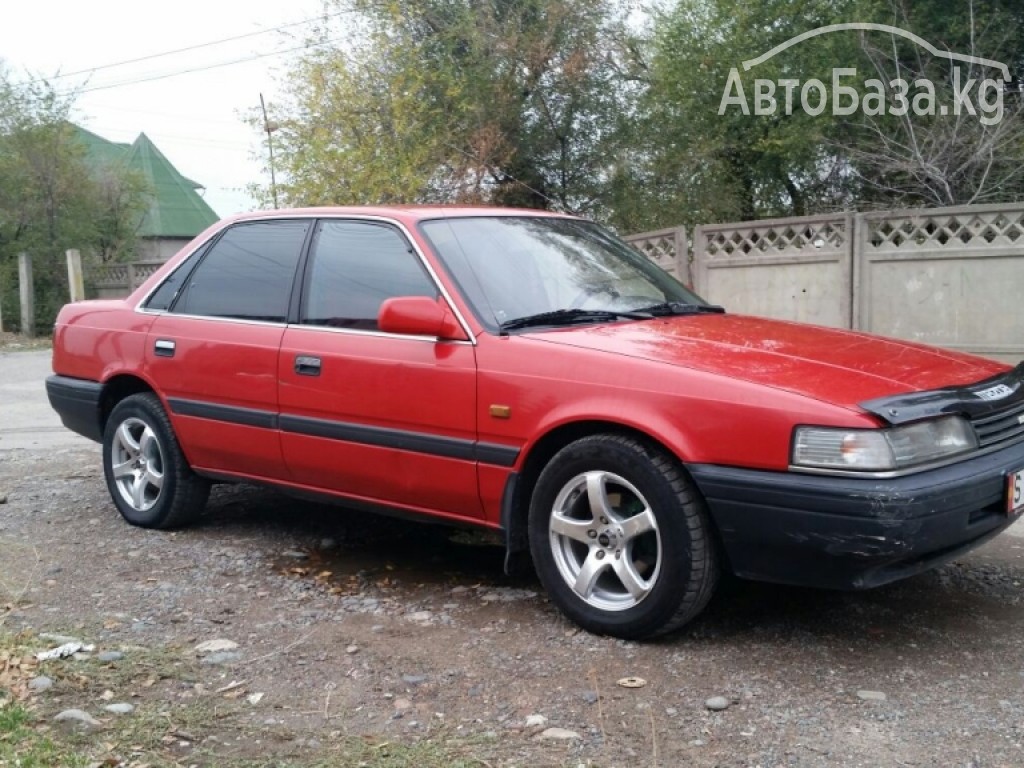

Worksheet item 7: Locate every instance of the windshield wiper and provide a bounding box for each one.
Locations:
[631,301,725,316]
[499,308,651,332]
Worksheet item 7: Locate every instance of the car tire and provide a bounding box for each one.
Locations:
[102,393,209,529]
[528,434,718,639]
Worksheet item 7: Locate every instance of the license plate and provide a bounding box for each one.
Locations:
[1009,469,1024,516]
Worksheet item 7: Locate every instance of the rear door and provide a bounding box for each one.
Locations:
[145,219,311,480]
[278,218,483,519]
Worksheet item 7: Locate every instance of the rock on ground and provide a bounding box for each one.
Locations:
[539,727,581,740]
[28,676,53,692]
[705,696,731,711]
[53,709,101,728]
[194,639,239,654]
[857,690,887,702]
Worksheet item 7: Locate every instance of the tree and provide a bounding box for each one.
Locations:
[835,0,1024,207]
[256,0,636,215]
[609,0,865,232]
[610,0,1023,232]
[0,64,147,331]
[259,0,1023,233]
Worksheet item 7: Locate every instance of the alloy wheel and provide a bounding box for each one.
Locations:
[548,470,662,612]
[110,417,165,512]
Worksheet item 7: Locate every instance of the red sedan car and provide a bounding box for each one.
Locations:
[47,207,1024,639]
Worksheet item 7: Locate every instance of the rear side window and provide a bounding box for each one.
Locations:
[144,243,210,311]
[173,221,309,322]
[302,220,438,330]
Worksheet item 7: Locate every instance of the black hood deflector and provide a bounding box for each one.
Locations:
[860,362,1024,425]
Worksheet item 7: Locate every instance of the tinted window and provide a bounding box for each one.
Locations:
[145,243,213,311]
[174,221,309,322]
[302,221,437,330]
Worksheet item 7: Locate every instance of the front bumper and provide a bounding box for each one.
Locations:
[46,375,103,442]
[689,439,1024,589]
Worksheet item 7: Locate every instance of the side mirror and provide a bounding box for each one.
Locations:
[378,296,469,341]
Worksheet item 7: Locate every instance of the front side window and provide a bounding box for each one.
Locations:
[421,217,711,332]
[301,220,438,330]
[173,220,310,322]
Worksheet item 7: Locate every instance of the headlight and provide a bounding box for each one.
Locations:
[792,417,978,472]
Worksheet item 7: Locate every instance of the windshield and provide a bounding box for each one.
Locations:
[420,216,712,332]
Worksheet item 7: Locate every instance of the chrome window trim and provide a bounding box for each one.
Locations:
[282,322,474,346]
[138,312,288,329]
[134,213,477,346]
[132,309,470,344]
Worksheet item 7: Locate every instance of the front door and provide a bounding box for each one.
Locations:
[277,219,482,520]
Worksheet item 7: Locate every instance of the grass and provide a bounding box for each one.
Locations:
[0,700,90,768]
[0,697,501,768]
[0,630,508,768]
[1,700,497,767]
[0,332,51,352]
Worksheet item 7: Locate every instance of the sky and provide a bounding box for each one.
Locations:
[1,0,330,217]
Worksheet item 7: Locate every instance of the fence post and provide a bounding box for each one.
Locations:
[66,249,85,303]
[691,225,706,296]
[843,212,855,330]
[674,227,690,286]
[128,263,137,292]
[18,252,34,338]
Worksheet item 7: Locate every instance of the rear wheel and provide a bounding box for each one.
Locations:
[102,393,209,529]
[528,434,718,639]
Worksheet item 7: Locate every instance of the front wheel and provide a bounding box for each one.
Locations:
[528,435,718,639]
[102,393,209,529]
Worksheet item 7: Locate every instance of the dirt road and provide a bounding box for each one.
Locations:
[2,348,1023,767]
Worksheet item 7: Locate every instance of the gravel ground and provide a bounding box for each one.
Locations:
[2,445,1023,767]
[2,350,1024,766]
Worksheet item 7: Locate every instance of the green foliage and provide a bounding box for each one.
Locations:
[0,700,30,731]
[0,700,89,768]
[0,64,148,333]
[610,0,863,230]
[259,0,1023,232]
[609,0,1024,230]
[257,0,635,215]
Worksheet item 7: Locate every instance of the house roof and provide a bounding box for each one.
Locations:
[123,133,219,238]
[72,125,219,238]
[72,125,131,168]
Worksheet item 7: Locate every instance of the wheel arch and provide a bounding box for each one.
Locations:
[502,417,709,566]
[99,373,157,433]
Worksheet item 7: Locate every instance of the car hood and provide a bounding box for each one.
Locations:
[526,314,1009,412]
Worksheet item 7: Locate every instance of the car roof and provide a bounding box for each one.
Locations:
[221,205,578,226]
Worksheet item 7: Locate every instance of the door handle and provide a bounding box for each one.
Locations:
[154,339,176,358]
[294,355,321,376]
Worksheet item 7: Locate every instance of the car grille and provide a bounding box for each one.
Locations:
[971,399,1024,448]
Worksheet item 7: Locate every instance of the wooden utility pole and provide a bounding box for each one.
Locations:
[260,93,280,209]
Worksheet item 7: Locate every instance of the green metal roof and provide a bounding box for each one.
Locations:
[73,125,219,238]
[124,133,219,238]
[72,125,131,168]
